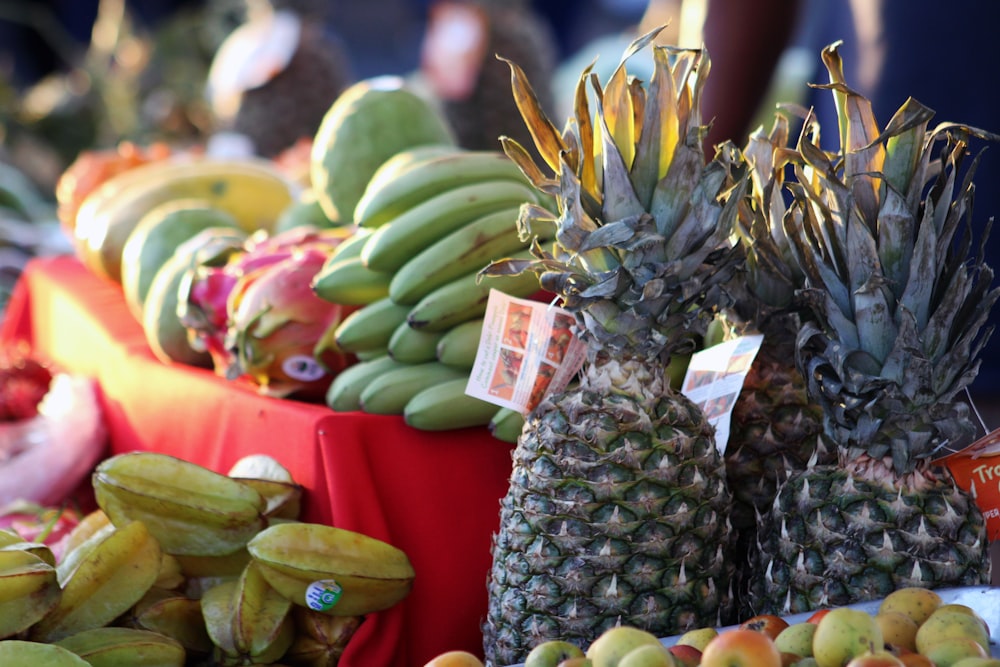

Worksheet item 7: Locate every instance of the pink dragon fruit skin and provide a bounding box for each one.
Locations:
[180,226,353,378]
[224,244,357,399]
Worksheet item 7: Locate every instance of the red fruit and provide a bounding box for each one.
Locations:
[740,614,791,641]
[0,346,53,422]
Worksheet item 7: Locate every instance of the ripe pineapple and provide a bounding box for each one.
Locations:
[748,43,999,614]
[721,113,829,613]
[481,29,746,664]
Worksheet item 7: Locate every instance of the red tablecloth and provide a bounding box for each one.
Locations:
[0,255,516,666]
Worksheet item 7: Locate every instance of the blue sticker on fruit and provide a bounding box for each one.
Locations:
[305,579,343,611]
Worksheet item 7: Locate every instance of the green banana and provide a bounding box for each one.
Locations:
[360,179,539,273]
[54,627,186,667]
[489,406,527,444]
[334,295,412,353]
[387,321,447,363]
[325,354,410,412]
[353,145,463,224]
[0,640,90,665]
[246,522,415,617]
[92,452,267,557]
[436,318,485,369]
[30,520,163,643]
[0,549,61,639]
[403,378,500,431]
[311,255,392,306]
[388,205,529,305]
[358,361,468,415]
[325,226,374,263]
[355,347,389,361]
[407,264,542,332]
[201,561,294,665]
[354,149,528,228]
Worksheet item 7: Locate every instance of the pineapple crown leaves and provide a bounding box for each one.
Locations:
[726,111,815,336]
[781,42,1000,466]
[483,26,748,359]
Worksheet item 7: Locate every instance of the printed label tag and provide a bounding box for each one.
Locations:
[681,334,764,455]
[936,428,1000,540]
[282,354,328,382]
[304,579,343,612]
[465,289,587,414]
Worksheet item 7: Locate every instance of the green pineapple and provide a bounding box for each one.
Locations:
[721,113,829,614]
[749,42,999,614]
[481,29,746,664]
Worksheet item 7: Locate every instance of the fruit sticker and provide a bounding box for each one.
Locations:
[681,334,764,454]
[466,289,586,413]
[305,579,343,612]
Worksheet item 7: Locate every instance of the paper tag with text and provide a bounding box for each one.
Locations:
[680,334,764,455]
[936,428,1000,541]
[465,290,587,414]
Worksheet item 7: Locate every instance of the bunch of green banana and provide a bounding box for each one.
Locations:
[0,452,415,665]
[314,146,553,435]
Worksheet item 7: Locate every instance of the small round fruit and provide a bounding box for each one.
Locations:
[674,627,718,652]
[934,605,990,634]
[422,650,486,667]
[896,653,935,667]
[618,644,677,667]
[950,658,1000,667]
[915,610,991,654]
[741,614,791,641]
[667,643,702,667]
[701,628,782,667]
[874,611,918,652]
[812,607,884,667]
[877,587,942,626]
[920,637,988,667]
[808,609,832,625]
[586,627,663,667]
[774,622,816,658]
[844,651,905,667]
[525,640,586,667]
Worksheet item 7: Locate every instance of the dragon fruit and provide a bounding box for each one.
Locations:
[224,244,356,398]
[179,226,351,378]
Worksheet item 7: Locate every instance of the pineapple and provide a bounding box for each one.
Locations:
[748,43,999,614]
[721,113,829,614]
[481,29,747,664]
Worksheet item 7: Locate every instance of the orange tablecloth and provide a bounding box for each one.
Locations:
[0,255,516,666]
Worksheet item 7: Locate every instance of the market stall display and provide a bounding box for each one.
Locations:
[1,1,999,664]
[0,253,517,666]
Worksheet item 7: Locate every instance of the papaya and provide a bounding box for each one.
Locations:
[121,198,240,321]
[73,157,297,283]
[309,76,456,225]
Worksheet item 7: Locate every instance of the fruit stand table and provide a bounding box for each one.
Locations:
[0,254,516,666]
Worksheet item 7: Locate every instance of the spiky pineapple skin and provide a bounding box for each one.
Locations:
[483,356,736,665]
[725,323,829,616]
[749,464,990,615]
